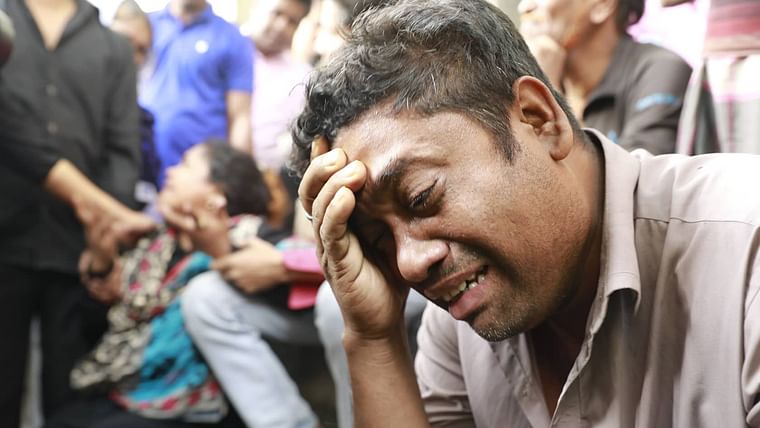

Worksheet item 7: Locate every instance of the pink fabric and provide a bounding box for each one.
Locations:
[628,0,710,67]
[252,49,312,170]
[282,246,323,310]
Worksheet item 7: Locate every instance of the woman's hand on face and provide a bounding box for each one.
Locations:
[298,137,409,342]
[178,194,231,259]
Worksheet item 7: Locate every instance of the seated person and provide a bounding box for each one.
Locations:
[180,168,325,428]
[519,0,691,154]
[45,142,270,428]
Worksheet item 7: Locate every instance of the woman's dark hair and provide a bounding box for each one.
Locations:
[202,141,271,217]
[617,0,645,31]
[290,0,583,176]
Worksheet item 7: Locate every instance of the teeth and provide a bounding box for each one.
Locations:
[426,269,487,303]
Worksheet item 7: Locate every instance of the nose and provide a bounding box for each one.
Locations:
[395,232,448,284]
[517,0,536,15]
[271,14,290,34]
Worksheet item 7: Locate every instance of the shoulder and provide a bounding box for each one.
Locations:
[634,151,760,226]
[208,14,246,40]
[627,40,692,80]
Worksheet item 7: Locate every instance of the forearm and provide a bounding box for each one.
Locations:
[225,90,253,155]
[228,113,252,155]
[345,327,430,428]
[45,159,128,217]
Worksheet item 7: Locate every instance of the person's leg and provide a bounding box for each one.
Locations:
[0,264,39,428]
[39,271,109,419]
[181,271,319,428]
[314,282,428,428]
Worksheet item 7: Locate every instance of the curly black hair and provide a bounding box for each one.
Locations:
[289,0,583,177]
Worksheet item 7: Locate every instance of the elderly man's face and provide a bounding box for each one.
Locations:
[334,106,594,341]
[251,0,309,57]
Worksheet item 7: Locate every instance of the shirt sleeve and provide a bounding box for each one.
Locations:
[743,241,760,426]
[98,34,141,208]
[222,28,253,94]
[617,48,692,155]
[415,302,476,427]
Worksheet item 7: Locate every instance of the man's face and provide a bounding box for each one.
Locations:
[110,18,151,68]
[334,106,594,341]
[173,0,207,14]
[252,0,309,56]
[518,0,595,49]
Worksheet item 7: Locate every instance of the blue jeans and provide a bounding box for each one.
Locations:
[181,272,319,428]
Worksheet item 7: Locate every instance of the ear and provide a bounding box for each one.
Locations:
[511,76,575,161]
[589,0,617,25]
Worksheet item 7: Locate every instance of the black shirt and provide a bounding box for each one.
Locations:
[0,0,140,273]
[583,35,692,155]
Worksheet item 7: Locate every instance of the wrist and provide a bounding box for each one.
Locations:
[87,258,114,279]
[344,325,411,368]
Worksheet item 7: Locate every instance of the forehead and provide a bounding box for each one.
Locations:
[261,0,307,15]
[333,107,492,181]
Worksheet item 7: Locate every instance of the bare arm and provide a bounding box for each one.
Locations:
[299,139,430,426]
[226,90,253,155]
[346,329,430,428]
[46,159,155,241]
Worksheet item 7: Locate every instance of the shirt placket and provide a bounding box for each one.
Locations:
[492,336,553,427]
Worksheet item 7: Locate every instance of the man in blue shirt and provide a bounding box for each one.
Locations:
[141,0,253,184]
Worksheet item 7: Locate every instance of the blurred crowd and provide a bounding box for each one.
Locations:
[0,0,758,427]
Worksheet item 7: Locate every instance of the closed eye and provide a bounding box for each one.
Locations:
[410,180,438,211]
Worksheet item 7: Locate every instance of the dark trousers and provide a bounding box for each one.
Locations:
[44,398,246,428]
[0,263,108,428]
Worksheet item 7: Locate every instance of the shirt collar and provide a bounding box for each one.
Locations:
[16,0,98,45]
[585,128,643,334]
[585,35,635,107]
[158,3,214,26]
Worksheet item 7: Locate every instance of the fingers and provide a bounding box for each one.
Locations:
[79,250,92,281]
[298,148,348,215]
[309,161,367,246]
[211,253,232,272]
[319,186,363,285]
[311,135,329,160]
[192,196,228,230]
[112,211,156,241]
[159,198,196,231]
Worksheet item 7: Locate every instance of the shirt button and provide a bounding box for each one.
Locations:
[46,83,57,97]
[47,121,59,135]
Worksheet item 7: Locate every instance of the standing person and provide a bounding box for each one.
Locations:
[110,0,161,207]
[0,0,140,426]
[141,0,253,183]
[293,0,760,425]
[519,0,691,154]
[248,0,313,171]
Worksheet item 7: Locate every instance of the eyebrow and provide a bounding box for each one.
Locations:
[362,156,414,198]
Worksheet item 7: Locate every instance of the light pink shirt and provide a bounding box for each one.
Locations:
[252,48,312,170]
[415,130,760,427]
